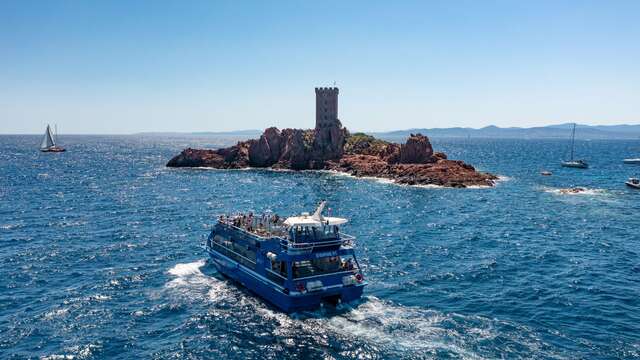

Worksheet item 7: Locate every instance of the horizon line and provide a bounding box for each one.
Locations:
[2,121,640,136]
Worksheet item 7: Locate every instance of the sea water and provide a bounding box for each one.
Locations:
[1,135,639,359]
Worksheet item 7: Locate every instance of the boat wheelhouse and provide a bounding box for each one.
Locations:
[205,201,366,313]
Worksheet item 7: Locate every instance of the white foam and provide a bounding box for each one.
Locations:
[320,297,484,357]
[541,186,607,196]
[168,259,206,277]
[242,295,493,358]
[43,307,69,320]
[42,344,101,360]
[1,223,21,230]
[165,260,236,303]
[322,169,496,190]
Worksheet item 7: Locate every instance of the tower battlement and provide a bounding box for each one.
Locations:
[314,87,339,95]
[315,87,339,130]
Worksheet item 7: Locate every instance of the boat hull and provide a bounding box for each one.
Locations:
[207,247,365,313]
[623,158,640,164]
[626,181,640,189]
[561,162,588,169]
[40,147,66,152]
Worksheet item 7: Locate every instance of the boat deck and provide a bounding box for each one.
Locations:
[217,214,289,239]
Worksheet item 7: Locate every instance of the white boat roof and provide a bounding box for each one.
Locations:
[283,201,348,227]
[284,215,348,227]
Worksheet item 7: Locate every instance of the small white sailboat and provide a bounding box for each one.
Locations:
[561,123,588,168]
[625,177,640,189]
[40,124,65,152]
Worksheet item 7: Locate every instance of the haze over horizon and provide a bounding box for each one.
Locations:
[1,0,639,135]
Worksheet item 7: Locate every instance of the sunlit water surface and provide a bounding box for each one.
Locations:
[1,135,639,359]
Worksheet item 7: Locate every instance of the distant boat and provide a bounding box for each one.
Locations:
[623,158,640,164]
[540,170,552,176]
[40,124,65,152]
[561,123,588,168]
[625,177,640,189]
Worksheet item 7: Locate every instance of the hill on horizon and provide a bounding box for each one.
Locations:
[133,123,640,141]
[370,123,640,141]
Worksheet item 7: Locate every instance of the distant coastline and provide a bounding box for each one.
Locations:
[4,123,639,139]
[132,123,640,140]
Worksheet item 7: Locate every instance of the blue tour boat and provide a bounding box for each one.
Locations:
[205,201,366,313]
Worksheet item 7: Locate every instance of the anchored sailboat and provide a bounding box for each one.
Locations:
[623,140,640,164]
[40,124,65,152]
[561,123,588,168]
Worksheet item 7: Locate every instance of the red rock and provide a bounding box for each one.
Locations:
[398,133,434,164]
[248,127,283,167]
[278,129,310,170]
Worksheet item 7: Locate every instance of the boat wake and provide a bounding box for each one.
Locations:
[164,260,557,359]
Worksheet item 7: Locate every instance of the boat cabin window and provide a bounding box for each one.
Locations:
[290,225,339,242]
[291,255,356,279]
[270,260,287,277]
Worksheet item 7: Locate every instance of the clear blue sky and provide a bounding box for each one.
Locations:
[1,0,639,134]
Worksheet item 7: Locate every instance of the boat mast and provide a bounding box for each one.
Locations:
[570,123,576,161]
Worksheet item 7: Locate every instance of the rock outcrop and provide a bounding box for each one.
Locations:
[248,127,283,167]
[167,126,497,188]
[398,133,434,164]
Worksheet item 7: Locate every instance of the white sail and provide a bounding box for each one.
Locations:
[40,125,55,149]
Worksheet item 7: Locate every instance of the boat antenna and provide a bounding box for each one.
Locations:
[312,200,326,222]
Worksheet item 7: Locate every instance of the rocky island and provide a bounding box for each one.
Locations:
[167,87,497,188]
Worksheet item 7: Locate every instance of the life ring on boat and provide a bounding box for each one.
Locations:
[355,273,364,282]
[296,282,305,292]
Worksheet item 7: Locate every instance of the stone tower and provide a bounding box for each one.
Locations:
[312,87,346,163]
[315,87,339,130]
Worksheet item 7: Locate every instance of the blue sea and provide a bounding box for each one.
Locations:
[1,135,640,359]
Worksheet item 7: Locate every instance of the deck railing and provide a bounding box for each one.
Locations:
[215,220,355,253]
[216,220,287,240]
[208,241,256,269]
[280,232,355,253]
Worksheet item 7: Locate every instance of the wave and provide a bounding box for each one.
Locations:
[42,307,69,321]
[168,260,206,277]
[541,186,607,196]
[1,223,24,230]
[165,260,236,304]
[41,343,102,360]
